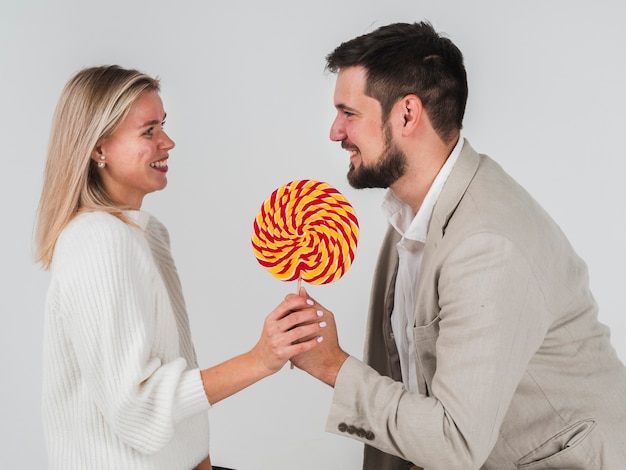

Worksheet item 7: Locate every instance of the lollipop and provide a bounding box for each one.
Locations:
[252,179,359,286]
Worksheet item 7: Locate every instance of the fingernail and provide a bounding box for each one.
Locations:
[319,321,327,327]
[316,310,323,317]
[306,299,314,305]
[317,336,324,343]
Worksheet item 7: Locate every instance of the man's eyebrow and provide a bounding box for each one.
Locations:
[336,103,358,113]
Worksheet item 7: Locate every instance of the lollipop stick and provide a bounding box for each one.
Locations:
[290,277,303,370]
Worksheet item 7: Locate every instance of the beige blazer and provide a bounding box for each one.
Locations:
[326,140,626,469]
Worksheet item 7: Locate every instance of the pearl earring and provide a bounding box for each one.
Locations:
[97,155,106,168]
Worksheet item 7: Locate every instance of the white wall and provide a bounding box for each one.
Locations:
[2,1,625,468]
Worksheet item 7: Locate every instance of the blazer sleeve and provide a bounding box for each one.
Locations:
[326,232,552,470]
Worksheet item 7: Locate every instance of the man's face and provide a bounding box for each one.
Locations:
[330,66,406,189]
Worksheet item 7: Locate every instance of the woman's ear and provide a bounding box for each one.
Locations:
[90,143,103,163]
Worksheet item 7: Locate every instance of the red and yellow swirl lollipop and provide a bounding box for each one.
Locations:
[252,179,359,285]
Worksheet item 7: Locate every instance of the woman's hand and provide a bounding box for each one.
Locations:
[194,455,212,470]
[200,294,325,405]
[249,293,326,375]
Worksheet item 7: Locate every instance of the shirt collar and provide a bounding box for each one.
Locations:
[382,135,464,242]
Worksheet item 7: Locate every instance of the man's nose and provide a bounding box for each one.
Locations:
[329,115,346,142]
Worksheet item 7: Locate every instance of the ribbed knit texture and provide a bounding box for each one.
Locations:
[42,210,210,469]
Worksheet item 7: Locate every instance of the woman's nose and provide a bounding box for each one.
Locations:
[161,130,175,150]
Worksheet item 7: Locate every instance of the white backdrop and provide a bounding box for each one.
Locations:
[2,1,625,468]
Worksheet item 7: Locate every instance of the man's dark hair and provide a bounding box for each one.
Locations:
[326,21,468,143]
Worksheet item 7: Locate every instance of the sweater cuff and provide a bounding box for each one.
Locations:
[174,368,211,422]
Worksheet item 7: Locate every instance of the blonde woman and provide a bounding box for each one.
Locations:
[35,65,325,470]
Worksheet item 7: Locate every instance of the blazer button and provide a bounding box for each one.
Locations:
[356,428,366,438]
[338,423,348,433]
[365,431,375,440]
[347,425,356,434]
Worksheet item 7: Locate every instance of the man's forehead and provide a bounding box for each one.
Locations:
[333,66,382,112]
[336,66,367,86]
[334,67,367,99]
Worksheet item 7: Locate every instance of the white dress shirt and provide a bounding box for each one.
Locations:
[383,136,463,392]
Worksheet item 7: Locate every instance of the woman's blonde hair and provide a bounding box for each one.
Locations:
[34,65,160,270]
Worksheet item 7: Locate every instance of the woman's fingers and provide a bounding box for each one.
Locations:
[255,292,330,372]
[288,335,324,356]
[268,294,315,322]
[283,305,323,326]
[285,318,326,345]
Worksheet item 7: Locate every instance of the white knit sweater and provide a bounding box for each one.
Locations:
[42,210,211,469]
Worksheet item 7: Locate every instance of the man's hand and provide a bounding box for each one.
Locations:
[289,288,350,387]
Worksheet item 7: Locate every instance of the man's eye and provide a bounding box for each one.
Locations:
[161,120,166,128]
[144,127,154,136]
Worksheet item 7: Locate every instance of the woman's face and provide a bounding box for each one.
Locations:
[94,90,175,209]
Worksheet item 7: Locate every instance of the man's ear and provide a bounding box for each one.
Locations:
[399,94,423,137]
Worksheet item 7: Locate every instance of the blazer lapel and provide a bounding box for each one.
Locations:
[429,139,481,241]
[416,139,481,321]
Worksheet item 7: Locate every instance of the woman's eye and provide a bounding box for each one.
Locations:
[144,127,154,136]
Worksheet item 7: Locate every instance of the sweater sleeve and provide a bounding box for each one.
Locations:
[53,213,210,454]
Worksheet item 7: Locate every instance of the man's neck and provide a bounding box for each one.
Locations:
[391,136,458,215]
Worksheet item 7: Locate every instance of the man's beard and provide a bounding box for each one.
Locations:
[346,125,407,189]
